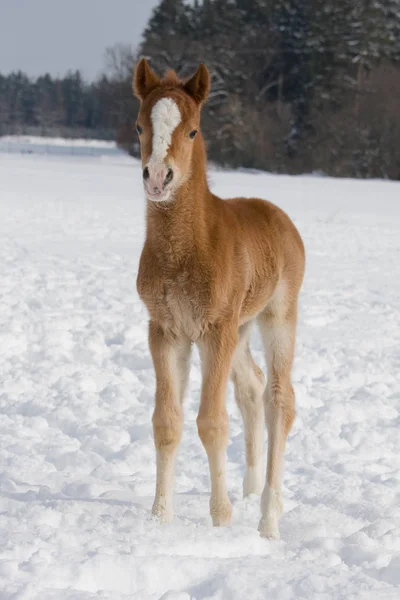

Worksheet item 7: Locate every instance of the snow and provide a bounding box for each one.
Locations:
[0,151,399,599]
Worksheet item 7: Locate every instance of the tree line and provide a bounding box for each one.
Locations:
[0,69,134,141]
[1,0,400,179]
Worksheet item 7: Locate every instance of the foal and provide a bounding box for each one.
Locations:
[134,59,305,539]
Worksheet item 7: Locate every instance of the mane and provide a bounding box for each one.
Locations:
[159,69,185,92]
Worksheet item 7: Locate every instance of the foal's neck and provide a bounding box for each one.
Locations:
[146,144,214,260]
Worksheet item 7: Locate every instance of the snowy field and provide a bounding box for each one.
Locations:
[0,151,399,599]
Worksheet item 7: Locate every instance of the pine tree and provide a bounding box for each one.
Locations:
[140,0,193,75]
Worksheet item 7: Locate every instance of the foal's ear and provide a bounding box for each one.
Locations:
[133,58,160,100]
[184,63,210,105]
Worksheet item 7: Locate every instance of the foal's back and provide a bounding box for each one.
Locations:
[215,194,305,322]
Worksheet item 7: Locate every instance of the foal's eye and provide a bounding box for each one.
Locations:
[136,124,142,135]
[189,129,198,139]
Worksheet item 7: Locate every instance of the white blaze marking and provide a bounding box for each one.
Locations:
[150,97,181,164]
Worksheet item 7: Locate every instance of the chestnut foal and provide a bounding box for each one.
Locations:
[134,59,305,539]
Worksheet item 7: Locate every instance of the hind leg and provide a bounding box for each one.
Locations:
[257,300,297,539]
[231,323,265,497]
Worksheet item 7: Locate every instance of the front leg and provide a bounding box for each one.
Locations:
[149,321,191,523]
[197,321,238,527]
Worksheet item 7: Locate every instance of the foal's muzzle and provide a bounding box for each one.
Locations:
[143,164,174,200]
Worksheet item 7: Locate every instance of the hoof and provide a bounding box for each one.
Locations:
[258,518,280,540]
[259,485,282,538]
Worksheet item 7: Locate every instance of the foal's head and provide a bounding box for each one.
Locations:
[133,59,210,203]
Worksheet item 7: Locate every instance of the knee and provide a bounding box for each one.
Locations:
[197,412,229,449]
[153,407,183,450]
[233,374,264,413]
[232,361,265,397]
[265,384,296,434]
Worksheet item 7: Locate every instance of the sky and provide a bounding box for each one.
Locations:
[0,0,160,81]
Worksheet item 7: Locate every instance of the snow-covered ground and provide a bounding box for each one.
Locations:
[0,152,399,600]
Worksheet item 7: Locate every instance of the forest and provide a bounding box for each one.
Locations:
[1,0,400,179]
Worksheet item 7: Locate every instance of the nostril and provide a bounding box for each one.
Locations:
[143,167,149,180]
[164,168,173,187]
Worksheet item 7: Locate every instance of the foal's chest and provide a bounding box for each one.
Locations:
[139,261,210,340]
